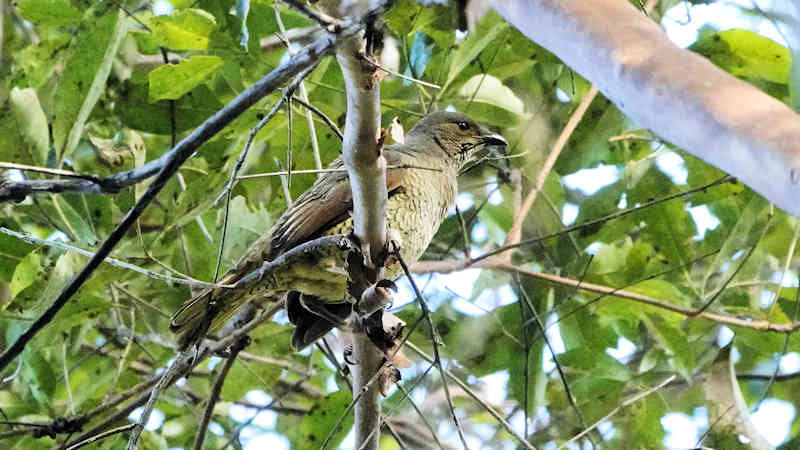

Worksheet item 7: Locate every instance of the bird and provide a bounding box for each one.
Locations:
[169,111,507,350]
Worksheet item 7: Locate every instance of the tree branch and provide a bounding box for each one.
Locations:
[492,0,800,218]
[314,1,396,449]
[701,345,775,450]
[412,258,800,333]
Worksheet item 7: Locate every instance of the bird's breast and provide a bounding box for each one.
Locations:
[385,168,457,277]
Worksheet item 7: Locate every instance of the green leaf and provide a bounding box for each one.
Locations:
[8,87,49,166]
[557,97,626,175]
[9,251,41,298]
[52,3,121,156]
[21,346,57,407]
[54,291,110,334]
[289,391,353,449]
[702,194,769,296]
[34,196,99,247]
[691,29,790,84]
[149,9,217,50]
[638,348,666,373]
[148,55,224,101]
[221,360,281,400]
[118,80,223,134]
[0,223,36,282]
[384,0,457,48]
[164,167,227,232]
[458,74,525,116]
[570,376,625,401]
[443,14,508,92]
[139,430,169,450]
[16,0,82,26]
[643,313,694,379]
[11,34,71,88]
[220,196,272,267]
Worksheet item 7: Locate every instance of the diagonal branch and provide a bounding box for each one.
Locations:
[192,336,249,450]
[559,375,676,449]
[502,85,598,253]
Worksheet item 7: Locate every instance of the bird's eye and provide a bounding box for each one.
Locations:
[457,121,469,131]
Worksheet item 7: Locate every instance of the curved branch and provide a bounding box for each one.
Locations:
[492,0,800,217]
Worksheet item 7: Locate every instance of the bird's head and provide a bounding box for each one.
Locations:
[403,111,507,167]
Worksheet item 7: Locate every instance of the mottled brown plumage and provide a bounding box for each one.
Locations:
[170,111,506,350]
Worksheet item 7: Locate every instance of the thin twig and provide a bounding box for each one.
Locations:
[192,337,248,450]
[454,205,471,260]
[105,308,136,401]
[219,373,315,450]
[62,342,75,416]
[63,304,280,448]
[515,275,591,442]
[273,4,324,173]
[558,375,676,449]
[367,57,441,89]
[212,69,311,283]
[0,227,230,290]
[317,338,353,391]
[136,223,207,287]
[471,175,734,265]
[238,351,311,376]
[125,305,268,449]
[392,383,445,450]
[404,341,535,449]
[292,96,344,140]
[275,157,294,205]
[507,262,798,332]
[378,421,409,450]
[237,163,441,180]
[280,0,342,30]
[176,171,214,243]
[414,250,800,334]
[124,357,180,449]
[503,85,598,252]
[754,223,800,410]
[0,162,107,180]
[692,208,772,316]
[392,247,469,450]
[319,359,390,450]
[63,424,136,450]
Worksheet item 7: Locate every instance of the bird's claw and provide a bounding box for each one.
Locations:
[356,279,396,317]
[383,229,403,268]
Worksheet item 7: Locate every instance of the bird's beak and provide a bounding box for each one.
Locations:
[481,133,507,147]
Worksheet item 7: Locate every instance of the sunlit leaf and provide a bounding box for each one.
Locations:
[691,28,790,84]
[52,3,121,156]
[287,391,353,449]
[148,56,224,101]
[9,251,41,298]
[149,9,217,50]
[16,0,82,26]
[458,74,525,116]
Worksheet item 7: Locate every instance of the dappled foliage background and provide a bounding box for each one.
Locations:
[2,0,800,448]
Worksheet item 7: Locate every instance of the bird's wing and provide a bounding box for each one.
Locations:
[269,151,409,257]
[170,150,409,349]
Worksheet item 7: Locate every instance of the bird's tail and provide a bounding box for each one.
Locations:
[287,292,351,349]
[170,286,258,350]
